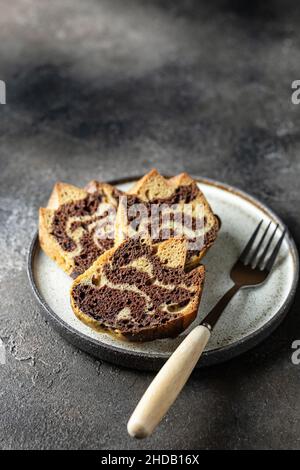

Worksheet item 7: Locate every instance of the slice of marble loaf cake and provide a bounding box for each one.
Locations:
[39,182,123,277]
[115,169,220,269]
[70,237,205,342]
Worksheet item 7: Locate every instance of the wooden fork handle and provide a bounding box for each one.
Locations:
[127,325,211,439]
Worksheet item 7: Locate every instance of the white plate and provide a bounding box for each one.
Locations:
[28,177,299,370]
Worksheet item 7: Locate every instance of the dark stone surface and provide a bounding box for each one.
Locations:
[0,0,300,450]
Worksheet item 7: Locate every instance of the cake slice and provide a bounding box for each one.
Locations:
[115,169,220,269]
[39,181,122,277]
[70,237,205,341]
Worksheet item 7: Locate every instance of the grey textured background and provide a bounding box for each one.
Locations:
[1,0,300,450]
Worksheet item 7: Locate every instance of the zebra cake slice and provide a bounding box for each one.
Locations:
[70,237,205,342]
[39,181,122,277]
[115,169,220,269]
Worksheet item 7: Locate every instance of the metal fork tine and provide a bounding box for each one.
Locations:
[249,221,271,267]
[265,228,287,272]
[257,223,279,269]
[239,220,263,263]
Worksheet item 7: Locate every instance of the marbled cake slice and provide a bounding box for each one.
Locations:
[39,182,122,277]
[70,237,205,342]
[115,169,220,269]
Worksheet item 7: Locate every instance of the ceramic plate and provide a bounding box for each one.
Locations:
[28,177,299,370]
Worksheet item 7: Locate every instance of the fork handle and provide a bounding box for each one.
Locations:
[127,325,211,439]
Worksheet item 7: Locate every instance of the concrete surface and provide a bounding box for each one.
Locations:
[0,0,300,450]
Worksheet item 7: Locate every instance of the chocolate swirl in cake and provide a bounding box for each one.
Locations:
[71,238,204,340]
[51,189,122,276]
[50,183,204,277]
[121,183,211,260]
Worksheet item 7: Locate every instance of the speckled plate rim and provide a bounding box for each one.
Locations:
[27,176,299,371]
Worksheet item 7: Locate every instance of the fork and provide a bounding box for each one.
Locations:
[127,220,287,438]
